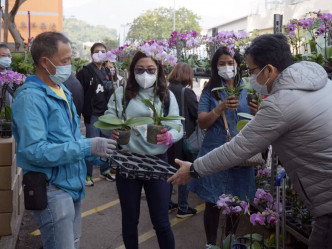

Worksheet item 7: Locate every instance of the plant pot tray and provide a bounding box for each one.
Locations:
[109,150,177,181]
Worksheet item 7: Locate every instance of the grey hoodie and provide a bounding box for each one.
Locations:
[194,61,332,218]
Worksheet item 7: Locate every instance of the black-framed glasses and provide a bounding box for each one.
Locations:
[134,67,157,75]
[248,66,260,76]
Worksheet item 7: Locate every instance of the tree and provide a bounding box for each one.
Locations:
[103,38,119,50]
[126,7,201,42]
[2,0,27,51]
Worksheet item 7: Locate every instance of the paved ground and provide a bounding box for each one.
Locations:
[15,170,210,249]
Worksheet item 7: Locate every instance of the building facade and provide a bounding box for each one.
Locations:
[2,0,63,44]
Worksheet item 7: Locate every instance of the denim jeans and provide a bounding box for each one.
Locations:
[116,153,175,249]
[85,115,110,176]
[33,186,82,249]
[170,184,189,211]
[308,213,332,249]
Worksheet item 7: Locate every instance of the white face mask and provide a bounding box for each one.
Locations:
[45,58,72,85]
[218,66,237,80]
[249,65,270,95]
[0,57,11,69]
[135,72,156,89]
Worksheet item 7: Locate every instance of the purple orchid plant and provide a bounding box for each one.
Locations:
[0,70,26,121]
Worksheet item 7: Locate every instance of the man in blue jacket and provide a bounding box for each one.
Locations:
[12,32,116,249]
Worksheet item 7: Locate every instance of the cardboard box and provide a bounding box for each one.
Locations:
[0,213,15,236]
[0,155,17,190]
[0,136,15,166]
[0,170,19,213]
[18,185,24,216]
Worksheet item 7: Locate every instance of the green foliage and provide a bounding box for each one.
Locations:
[11,52,34,75]
[72,58,89,73]
[236,112,254,132]
[94,115,153,130]
[141,98,184,132]
[127,7,201,42]
[211,85,246,97]
[103,38,119,50]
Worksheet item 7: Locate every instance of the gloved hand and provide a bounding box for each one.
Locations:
[91,137,117,158]
[156,128,173,148]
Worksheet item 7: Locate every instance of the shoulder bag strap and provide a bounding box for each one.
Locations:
[215,91,232,142]
[181,87,187,138]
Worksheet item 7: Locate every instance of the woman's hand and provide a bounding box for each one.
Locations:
[215,95,239,113]
[111,130,120,141]
[156,128,173,148]
[248,99,259,115]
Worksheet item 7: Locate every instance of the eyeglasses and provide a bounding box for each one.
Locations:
[134,67,157,75]
[248,66,259,76]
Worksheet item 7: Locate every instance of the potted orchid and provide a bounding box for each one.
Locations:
[138,41,184,144]
[0,70,26,138]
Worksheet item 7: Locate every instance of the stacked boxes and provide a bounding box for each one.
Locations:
[0,137,24,236]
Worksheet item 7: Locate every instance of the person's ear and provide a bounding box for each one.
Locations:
[267,64,279,78]
[39,57,48,70]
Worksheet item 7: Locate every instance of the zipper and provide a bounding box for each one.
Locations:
[62,99,84,199]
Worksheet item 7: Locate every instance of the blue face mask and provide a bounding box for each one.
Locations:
[45,58,72,85]
[0,57,11,69]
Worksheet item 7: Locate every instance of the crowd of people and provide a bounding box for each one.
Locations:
[4,30,331,249]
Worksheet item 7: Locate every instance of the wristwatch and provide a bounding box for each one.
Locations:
[189,163,200,179]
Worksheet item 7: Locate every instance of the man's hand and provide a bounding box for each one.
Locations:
[167,159,193,185]
[91,137,117,158]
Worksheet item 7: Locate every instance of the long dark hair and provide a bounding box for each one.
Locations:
[204,47,241,93]
[126,51,168,102]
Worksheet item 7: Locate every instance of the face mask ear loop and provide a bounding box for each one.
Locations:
[44,57,56,76]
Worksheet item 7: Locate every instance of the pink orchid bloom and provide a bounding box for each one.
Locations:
[250,212,265,226]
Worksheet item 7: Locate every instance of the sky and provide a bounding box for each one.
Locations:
[63,0,257,39]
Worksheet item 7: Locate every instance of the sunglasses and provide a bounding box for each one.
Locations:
[134,67,157,75]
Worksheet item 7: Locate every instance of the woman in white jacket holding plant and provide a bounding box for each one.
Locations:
[104,50,182,249]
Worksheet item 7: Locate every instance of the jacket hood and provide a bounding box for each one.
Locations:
[271,61,328,93]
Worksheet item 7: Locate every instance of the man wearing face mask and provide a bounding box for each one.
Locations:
[77,43,115,185]
[11,32,117,249]
[0,44,14,106]
[170,34,332,249]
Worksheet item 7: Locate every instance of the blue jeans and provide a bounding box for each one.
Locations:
[85,115,110,176]
[116,153,175,249]
[170,184,190,211]
[33,186,81,249]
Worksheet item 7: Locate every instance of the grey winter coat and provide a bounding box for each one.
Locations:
[194,61,332,218]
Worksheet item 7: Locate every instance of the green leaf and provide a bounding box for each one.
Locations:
[234,84,246,92]
[242,233,263,242]
[211,86,227,92]
[141,99,157,117]
[162,123,181,132]
[4,105,11,121]
[237,120,249,132]
[93,121,122,130]
[237,112,254,120]
[159,115,185,121]
[98,115,123,125]
[124,117,153,127]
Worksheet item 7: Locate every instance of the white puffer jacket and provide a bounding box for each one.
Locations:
[194,61,332,218]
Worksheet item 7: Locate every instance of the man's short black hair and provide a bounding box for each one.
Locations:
[0,44,10,50]
[245,34,294,72]
[31,32,70,66]
[90,43,106,54]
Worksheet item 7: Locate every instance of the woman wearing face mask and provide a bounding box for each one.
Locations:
[104,51,182,249]
[187,47,257,249]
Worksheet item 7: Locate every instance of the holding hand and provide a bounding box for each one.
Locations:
[248,99,259,115]
[214,95,239,115]
[156,127,173,148]
[91,137,117,158]
[111,130,120,141]
[167,159,193,185]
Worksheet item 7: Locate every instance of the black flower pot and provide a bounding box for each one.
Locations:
[0,120,12,138]
[116,129,131,145]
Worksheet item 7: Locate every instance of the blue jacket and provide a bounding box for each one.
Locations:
[12,75,98,201]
